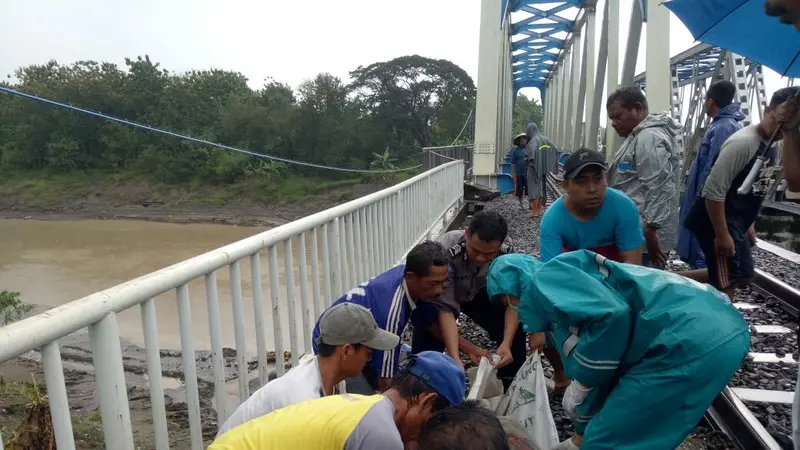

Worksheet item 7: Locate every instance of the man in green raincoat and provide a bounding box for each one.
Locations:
[486,251,749,450]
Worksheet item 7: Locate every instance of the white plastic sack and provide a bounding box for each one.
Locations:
[467,355,504,410]
[495,352,559,450]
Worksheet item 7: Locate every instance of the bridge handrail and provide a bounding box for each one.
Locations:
[0,159,463,359]
[0,159,465,450]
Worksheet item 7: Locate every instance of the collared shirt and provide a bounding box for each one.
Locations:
[216,355,347,437]
[312,265,437,379]
[435,230,515,315]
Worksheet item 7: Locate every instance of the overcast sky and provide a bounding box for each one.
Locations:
[1,0,795,126]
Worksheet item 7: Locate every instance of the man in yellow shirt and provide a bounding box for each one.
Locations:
[209,351,466,450]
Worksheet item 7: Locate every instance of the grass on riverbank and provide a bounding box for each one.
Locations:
[0,169,418,209]
[0,375,104,449]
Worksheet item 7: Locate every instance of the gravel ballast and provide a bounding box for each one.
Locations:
[448,193,800,447]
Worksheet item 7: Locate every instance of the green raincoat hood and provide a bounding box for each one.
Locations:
[486,254,546,332]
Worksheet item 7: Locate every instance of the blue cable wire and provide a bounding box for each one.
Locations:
[0,86,423,174]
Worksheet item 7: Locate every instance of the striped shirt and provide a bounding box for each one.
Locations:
[312,265,437,378]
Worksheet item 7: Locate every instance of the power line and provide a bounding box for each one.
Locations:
[0,86,423,174]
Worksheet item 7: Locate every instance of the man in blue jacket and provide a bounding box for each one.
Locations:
[678,81,745,270]
[312,240,449,394]
[487,251,749,450]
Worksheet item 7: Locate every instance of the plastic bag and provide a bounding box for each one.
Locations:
[495,352,559,450]
[467,355,504,410]
[467,354,557,449]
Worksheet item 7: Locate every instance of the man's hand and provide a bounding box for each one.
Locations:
[496,344,514,368]
[644,226,666,267]
[714,232,736,258]
[528,332,546,354]
[747,225,757,246]
[466,347,491,366]
[378,377,392,393]
[776,93,800,130]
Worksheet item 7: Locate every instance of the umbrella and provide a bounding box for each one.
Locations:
[664,0,800,77]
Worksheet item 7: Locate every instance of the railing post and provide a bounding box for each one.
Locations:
[140,299,170,450]
[310,228,323,319]
[330,217,342,299]
[321,222,332,307]
[42,341,76,450]
[176,285,204,450]
[229,261,249,401]
[298,233,313,354]
[89,312,134,450]
[250,253,269,386]
[269,245,286,376]
[284,238,299,367]
[204,272,229,425]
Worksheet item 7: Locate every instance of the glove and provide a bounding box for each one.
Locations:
[553,437,580,449]
[562,381,592,420]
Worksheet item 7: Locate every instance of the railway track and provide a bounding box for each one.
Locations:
[543,172,799,450]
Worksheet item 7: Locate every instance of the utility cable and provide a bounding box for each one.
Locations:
[0,86,422,174]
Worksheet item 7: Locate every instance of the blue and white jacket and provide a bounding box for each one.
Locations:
[311,265,437,378]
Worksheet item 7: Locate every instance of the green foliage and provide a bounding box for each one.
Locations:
[370,148,399,182]
[0,291,32,326]
[0,55,476,188]
[511,93,544,136]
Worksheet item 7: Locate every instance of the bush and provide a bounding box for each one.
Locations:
[0,291,33,326]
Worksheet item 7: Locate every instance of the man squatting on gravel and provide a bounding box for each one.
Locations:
[410,210,569,392]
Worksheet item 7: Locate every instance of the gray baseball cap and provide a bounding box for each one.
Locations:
[318,303,400,351]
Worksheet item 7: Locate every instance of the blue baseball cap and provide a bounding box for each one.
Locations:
[406,351,466,406]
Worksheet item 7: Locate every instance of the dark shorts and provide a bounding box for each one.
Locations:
[698,230,755,290]
[515,175,527,197]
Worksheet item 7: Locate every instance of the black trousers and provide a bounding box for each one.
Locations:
[411,288,527,385]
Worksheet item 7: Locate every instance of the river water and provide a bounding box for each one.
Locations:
[0,219,324,356]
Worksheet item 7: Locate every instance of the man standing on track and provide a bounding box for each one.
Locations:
[606,86,681,268]
[678,81,745,270]
[525,123,558,218]
[511,133,530,210]
[683,87,798,300]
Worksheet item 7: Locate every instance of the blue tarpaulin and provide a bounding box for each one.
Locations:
[664,0,800,77]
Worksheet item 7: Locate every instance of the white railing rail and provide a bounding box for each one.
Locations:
[0,161,465,450]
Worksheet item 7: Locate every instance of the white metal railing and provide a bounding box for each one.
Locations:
[0,160,465,450]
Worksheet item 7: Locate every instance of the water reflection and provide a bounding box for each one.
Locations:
[755,213,800,253]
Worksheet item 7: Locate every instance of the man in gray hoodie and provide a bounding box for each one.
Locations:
[606,86,682,268]
[525,123,558,218]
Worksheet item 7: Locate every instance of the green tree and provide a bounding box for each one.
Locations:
[349,55,476,156]
[0,54,477,187]
[512,93,544,135]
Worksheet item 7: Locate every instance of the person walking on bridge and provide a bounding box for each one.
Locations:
[511,133,530,210]
[216,302,400,437]
[487,251,749,450]
[208,351,466,450]
[678,81,745,270]
[606,86,682,269]
[525,123,558,218]
[312,241,448,394]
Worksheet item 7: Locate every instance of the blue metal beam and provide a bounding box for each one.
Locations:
[507,1,590,93]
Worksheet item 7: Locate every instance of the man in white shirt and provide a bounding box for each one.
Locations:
[216,302,400,437]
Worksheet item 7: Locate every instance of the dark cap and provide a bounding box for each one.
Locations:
[563,149,606,179]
